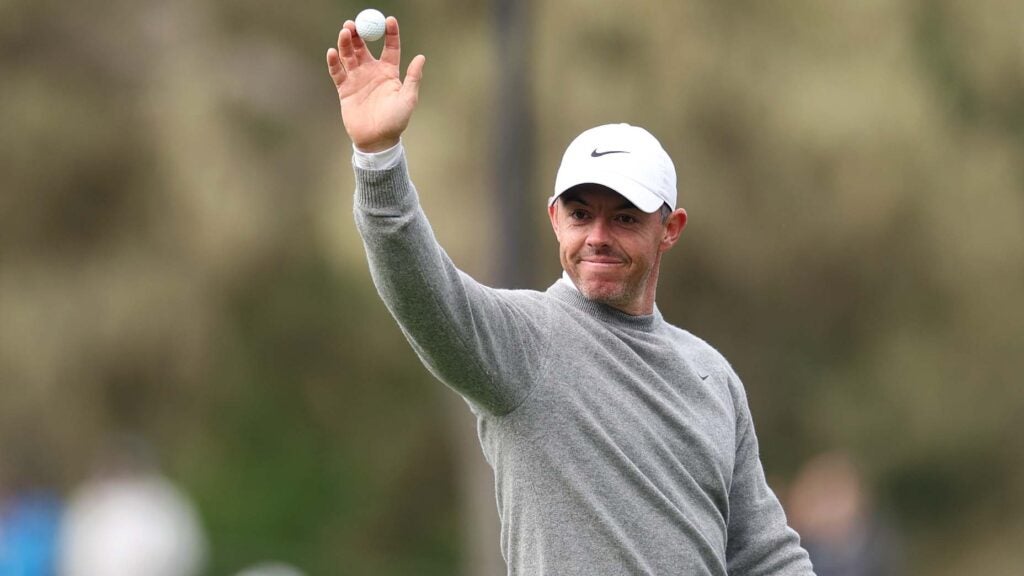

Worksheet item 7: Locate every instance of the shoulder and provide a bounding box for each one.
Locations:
[662,323,733,373]
[485,285,559,312]
[662,322,750,406]
[479,285,566,329]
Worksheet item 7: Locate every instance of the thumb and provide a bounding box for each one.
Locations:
[401,54,426,102]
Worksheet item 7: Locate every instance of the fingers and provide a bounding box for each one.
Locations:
[380,16,401,67]
[336,27,359,72]
[401,54,426,103]
[343,20,373,65]
[331,14,405,86]
[326,48,346,87]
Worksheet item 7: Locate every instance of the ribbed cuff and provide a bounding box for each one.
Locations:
[353,154,416,210]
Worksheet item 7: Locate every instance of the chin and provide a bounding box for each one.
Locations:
[578,281,629,306]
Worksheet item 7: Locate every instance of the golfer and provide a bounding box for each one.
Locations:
[327,16,815,576]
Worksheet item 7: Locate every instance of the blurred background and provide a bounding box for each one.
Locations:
[2,0,1022,574]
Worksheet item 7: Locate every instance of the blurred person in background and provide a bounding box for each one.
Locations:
[786,451,902,576]
[0,439,62,576]
[326,15,814,576]
[56,434,207,576]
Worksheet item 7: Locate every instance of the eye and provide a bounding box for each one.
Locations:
[569,209,590,220]
[614,213,638,224]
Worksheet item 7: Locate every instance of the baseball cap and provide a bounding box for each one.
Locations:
[550,123,677,213]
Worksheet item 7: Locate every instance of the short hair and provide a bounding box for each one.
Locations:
[659,203,672,224]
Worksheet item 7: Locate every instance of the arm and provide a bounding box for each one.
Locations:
[726,377,816,575]
[327,18,549,415]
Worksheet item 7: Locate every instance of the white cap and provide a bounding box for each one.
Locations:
[551,123,677,213]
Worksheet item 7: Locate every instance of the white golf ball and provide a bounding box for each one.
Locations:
[355,9,386,42]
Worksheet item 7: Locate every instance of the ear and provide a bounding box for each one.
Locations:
[658,208,687,252]
[548,201,561,242]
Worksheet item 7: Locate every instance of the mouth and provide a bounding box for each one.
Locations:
[579,258,625,268]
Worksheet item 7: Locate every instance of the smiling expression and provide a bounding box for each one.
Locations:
[548,184,687,316]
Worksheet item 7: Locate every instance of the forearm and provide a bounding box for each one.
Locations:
[352,154,539,414]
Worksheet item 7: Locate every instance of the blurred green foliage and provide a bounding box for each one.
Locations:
[2,0,1022,574]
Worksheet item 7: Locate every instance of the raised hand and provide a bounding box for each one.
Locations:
[326,16,426,152]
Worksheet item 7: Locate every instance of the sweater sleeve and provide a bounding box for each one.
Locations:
[725,375,816,575]
[352,155,549,416]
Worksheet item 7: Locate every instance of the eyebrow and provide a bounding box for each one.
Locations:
[561,193,639,211]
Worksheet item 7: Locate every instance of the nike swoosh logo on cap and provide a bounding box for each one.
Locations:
[591,148,630,157]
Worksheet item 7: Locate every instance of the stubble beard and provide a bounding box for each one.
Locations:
[573,266,651,311]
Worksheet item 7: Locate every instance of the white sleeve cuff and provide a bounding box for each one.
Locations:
[352,141,404,170]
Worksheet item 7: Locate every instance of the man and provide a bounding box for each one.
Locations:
[327,16,815,576]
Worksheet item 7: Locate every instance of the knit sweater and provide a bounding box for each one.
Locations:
[353,155,814,576]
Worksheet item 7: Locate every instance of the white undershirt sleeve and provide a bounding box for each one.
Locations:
[352,141,404,170]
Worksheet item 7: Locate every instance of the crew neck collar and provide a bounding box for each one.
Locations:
[548,277,662,332]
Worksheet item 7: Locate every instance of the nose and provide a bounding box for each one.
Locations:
[586,218,611,249]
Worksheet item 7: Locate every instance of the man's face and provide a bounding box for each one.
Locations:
[548,185,686,316]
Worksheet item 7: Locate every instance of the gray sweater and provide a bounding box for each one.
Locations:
[353,155,814,576]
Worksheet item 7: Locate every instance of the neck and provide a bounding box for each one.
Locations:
[623,262,660,316]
